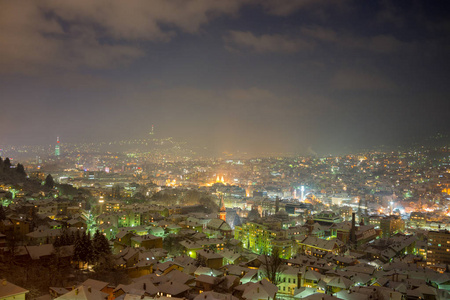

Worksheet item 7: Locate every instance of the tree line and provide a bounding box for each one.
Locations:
[0,157,26,177]
[54,229,111,267]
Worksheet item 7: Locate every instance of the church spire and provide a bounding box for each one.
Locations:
[219,194,226,222]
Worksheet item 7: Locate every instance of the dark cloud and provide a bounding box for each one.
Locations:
[0,0,248,74]
[258,0,350,16]
[302,27,406,53]
[0,1,144,74]
[224,31,314,53]
[331,69,396,91]
[1,0,449,155]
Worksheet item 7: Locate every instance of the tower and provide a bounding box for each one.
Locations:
[300,185,305,202]
[219,194,227,222]
[149,125,154,135]
[55,137,60,157]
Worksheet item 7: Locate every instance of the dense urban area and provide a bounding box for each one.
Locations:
[2,1,450,300]
[1,136,450,300]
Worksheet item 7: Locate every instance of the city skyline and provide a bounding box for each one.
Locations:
[1,1,450,156]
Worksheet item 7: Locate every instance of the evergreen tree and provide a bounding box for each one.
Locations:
[93,230,111,262]
[3,157,11,171]
[16,163,26,176]
[73,230,95,267]
[54,229,71,247]
[44,174,54,189]
[69,231,77,245]
[60,230,69,246]
[73,231,84,266]
[83,231,95,264]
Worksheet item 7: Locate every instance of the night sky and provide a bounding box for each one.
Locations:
[1,0,449,155]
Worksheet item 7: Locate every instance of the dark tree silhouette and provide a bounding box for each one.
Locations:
[163,234,184,256]
[73,231,94,268]
[3,157,11,171]
[0,205,6,220]
[199,196,219,213]
[16,163,26,176]
[53,228,72,248]
[44,174,54,189]
[93,254,129,285]
[92,230,111,262]
[260,247,285,286]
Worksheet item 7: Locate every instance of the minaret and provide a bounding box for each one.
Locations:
[55,137,60,157]
[219,194,227,222]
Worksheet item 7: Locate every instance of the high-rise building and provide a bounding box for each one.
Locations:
[380,215,405,238]
[55,137,60,157]
[427,230,450,265]
[410,212,426,227]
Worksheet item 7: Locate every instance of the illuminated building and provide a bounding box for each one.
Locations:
[380,215,405,238]
[296,236,345,256]
[218,194,227,222]
[368,215,383,228]
[410,212,426,227]
[98,196,104,214]
[112,184,121,199]
[313,211,342,226]
[55,136,60,157]
[0,217,30,238]
[234,222,292,258]
[215,175,225,184]
[131,234,163,249]
[427,230,450,265]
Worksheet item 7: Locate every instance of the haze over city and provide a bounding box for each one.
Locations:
[1,0,449,156]
[3,2,450,300]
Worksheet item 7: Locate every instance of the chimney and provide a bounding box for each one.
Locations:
[350,212,356,246]
[2,279,7,286]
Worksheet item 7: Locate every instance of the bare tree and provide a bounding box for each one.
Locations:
[260,247,285,286]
